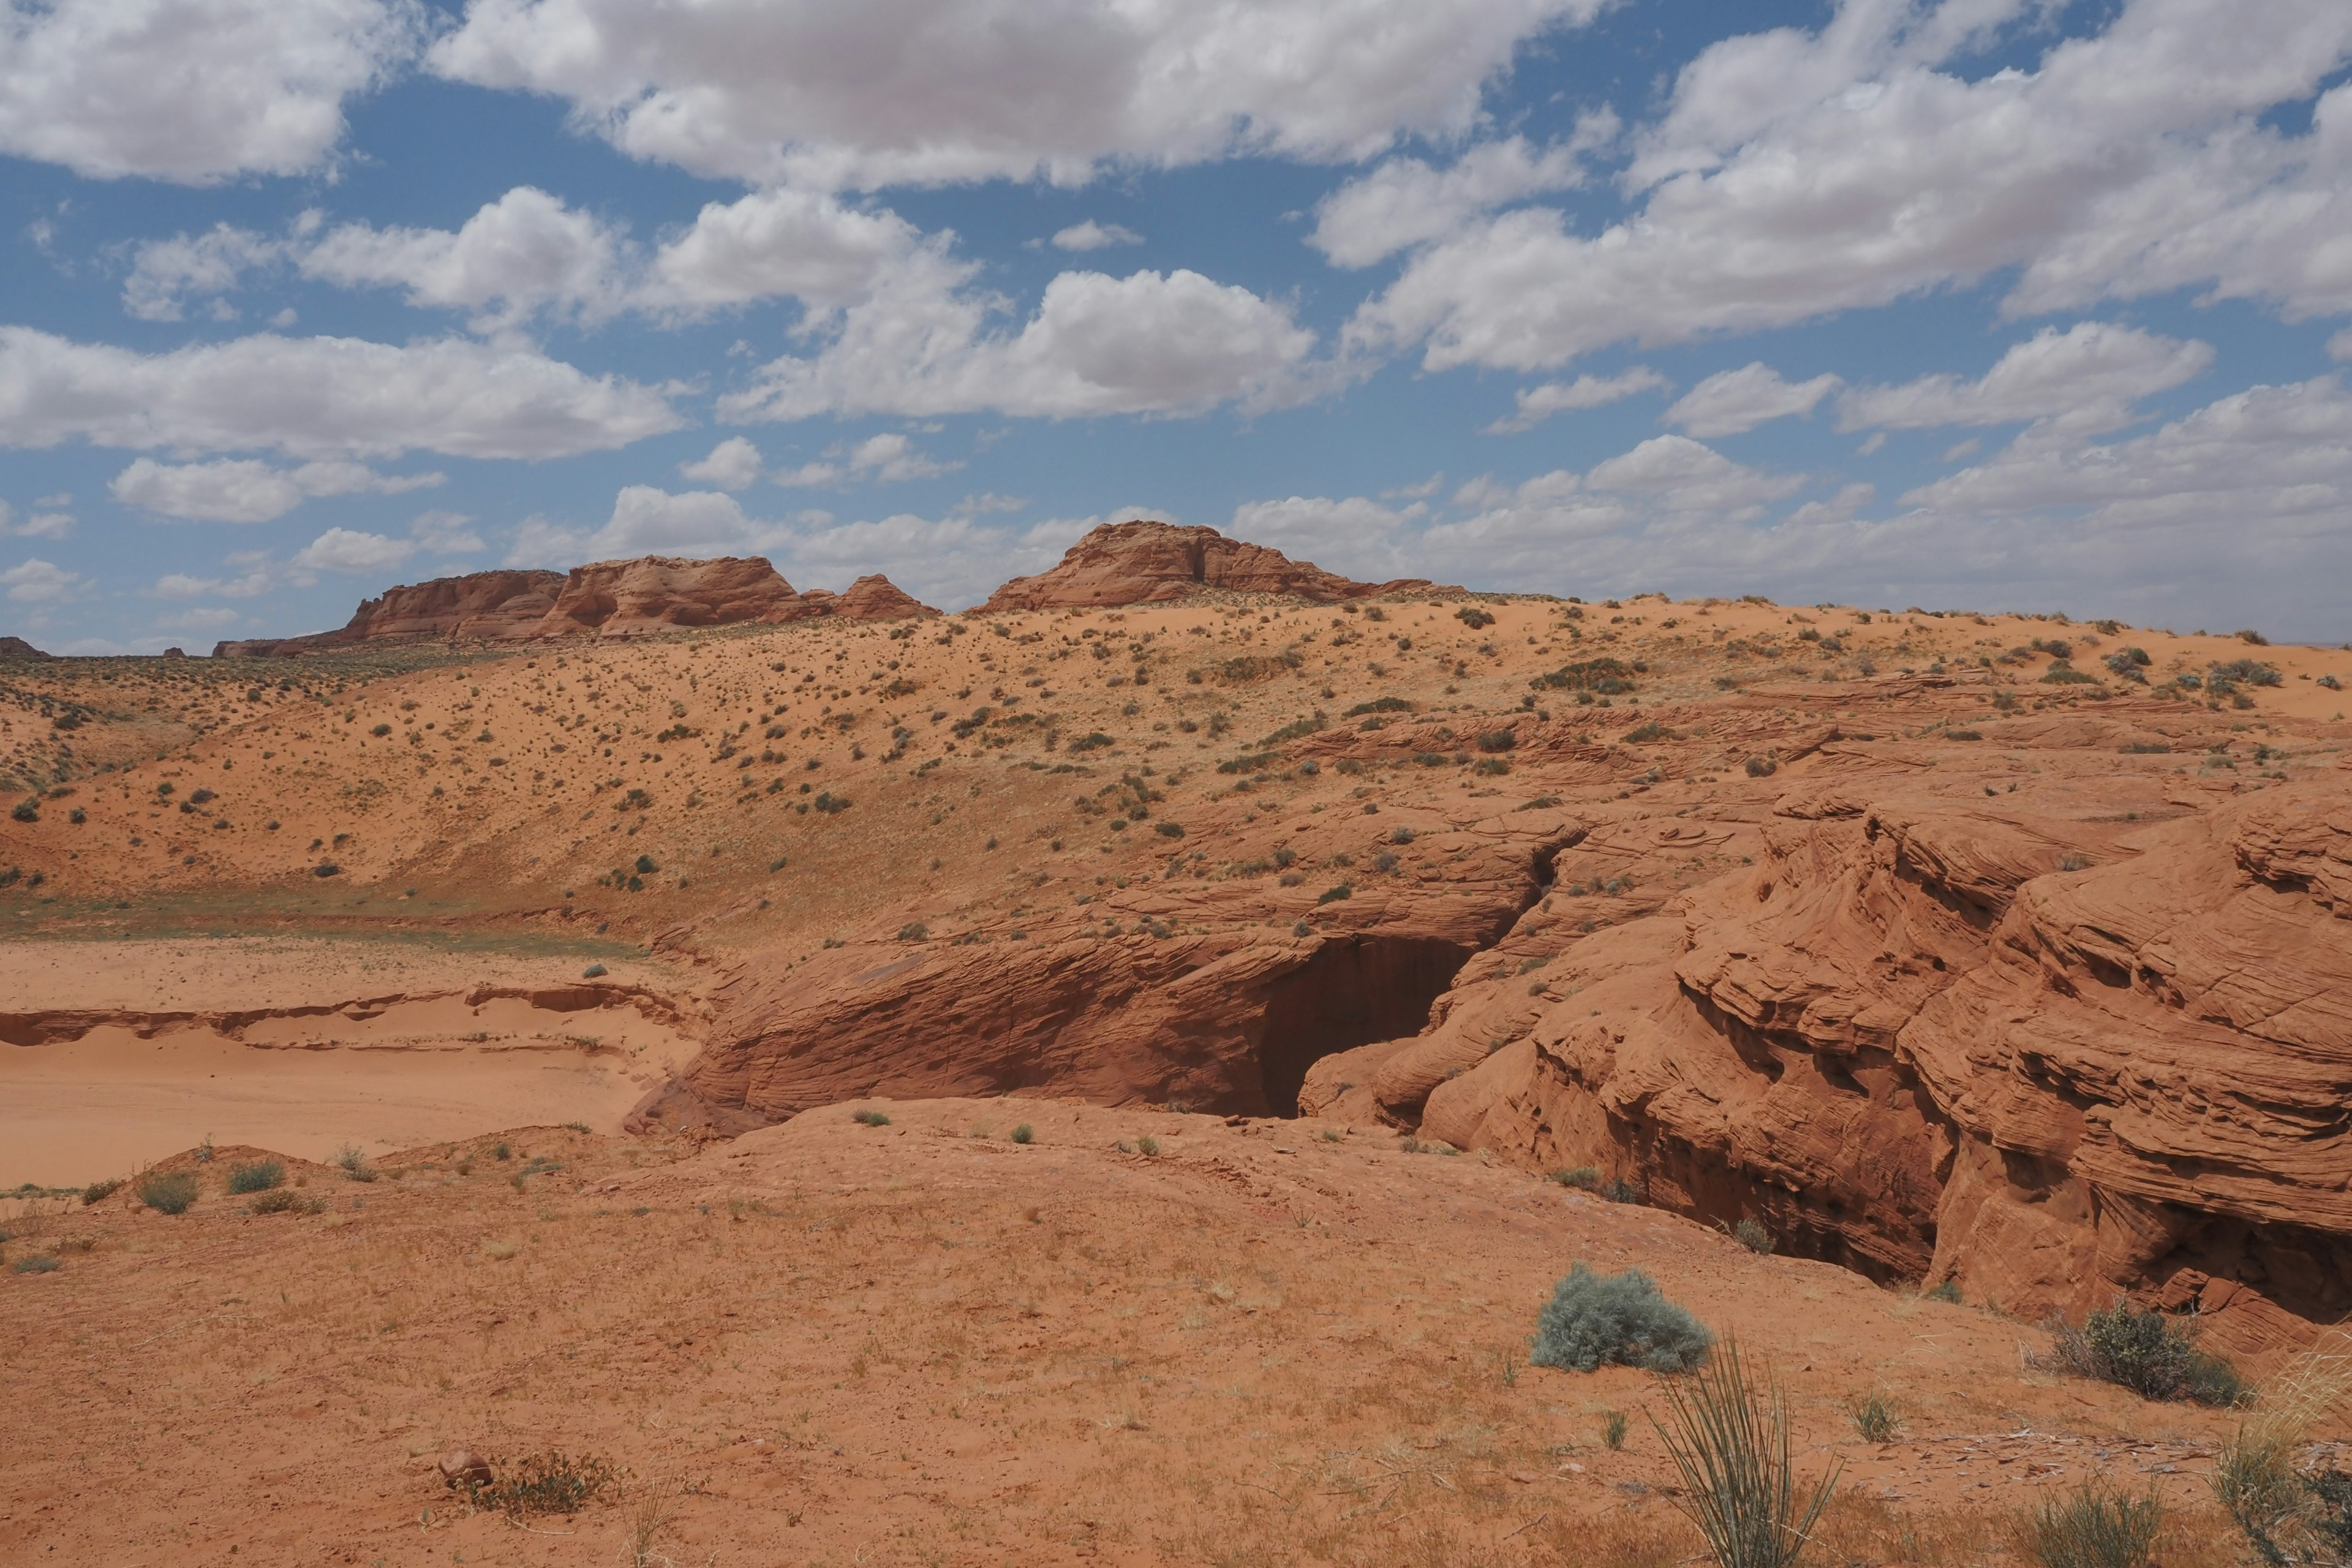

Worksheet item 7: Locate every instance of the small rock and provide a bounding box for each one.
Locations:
[439,1450,492,1489]
[582,963,608,978]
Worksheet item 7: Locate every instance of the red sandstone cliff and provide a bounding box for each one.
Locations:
[216,556,936,656]
[978,521,1436,612]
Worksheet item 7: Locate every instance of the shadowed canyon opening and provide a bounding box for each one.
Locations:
[1253,935,1475,1115]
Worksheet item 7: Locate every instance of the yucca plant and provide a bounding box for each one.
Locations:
[1652,1336,1840,1568]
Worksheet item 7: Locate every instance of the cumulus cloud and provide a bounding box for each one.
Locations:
[722,266,1321,421]
[680,436,764,491]
[111,456,443,523]
[300,186,635,329]
[1664,364,1843,437]
[1485,368,1670,434]
[293,526,416,573]
[647,187,924,311]
[772,432,959,488]
[1310,130,1601,268]
[1352,0,2352,372]
[1,557,82,603]
[1836,322,2215,434]
[1901,373,2352,528]
[122,223,284,321]
[1051,221,1142,252]
[0,499,74,540]
[0,327,681,460]
[410,510,484,554]
[428,0,1608,188]
[0,0,425,182]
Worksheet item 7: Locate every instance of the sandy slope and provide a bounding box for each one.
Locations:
[0,1102,2291,1567]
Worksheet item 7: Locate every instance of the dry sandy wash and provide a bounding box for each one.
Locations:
[2,522,2348,1564]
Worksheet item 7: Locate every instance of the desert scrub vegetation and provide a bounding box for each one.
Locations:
[1530,1263,1713,1373]
[225,1159,285,1194]
[2027,1477,2163,1568]
[2038,1300,2245,1406]
[1654,1337,1839,1568]
[2209,1333,2352,1566]
[460,1450,619,1521]
[852,1107,892,1126]
[135,1169,198,1214]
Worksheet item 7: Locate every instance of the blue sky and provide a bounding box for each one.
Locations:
[4,0,2350,651]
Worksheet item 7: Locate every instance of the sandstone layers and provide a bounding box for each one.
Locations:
[979,519,1438,611]
[214,556,935,657]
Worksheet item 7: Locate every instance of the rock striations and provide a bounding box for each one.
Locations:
[215,556,936,657]
[979,520,1438,612]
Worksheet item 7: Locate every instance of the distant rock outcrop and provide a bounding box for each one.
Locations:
[0,635,51,658]
[214,557,936,656]
[978,521,1437,612]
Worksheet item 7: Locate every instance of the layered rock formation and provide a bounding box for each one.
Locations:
[216,556,935,655]
[978,521,1436,612]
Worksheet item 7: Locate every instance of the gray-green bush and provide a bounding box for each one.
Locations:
[225,1159,284,1194]
[1529,1264,1713,1374]
[2041,1301,2244,1406]
[137,1170,198,1214]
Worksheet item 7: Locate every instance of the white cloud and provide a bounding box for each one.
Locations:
[772,432,959,488]
[111,456,443,523]
[1352,0,2352,373]
[1901,373,2352,528]
[410,510,484,553]
[1310,131,1600,268]
[722,266,1321,421]
[428,0,1608,188]
[1052,221,1142,252]
[1837,322,2216,434]
[0,327,682,460]
[123,224,282,322]
[1665,363,1842,437]
[1585,434,1806,516]
[300,187,633,330]
[1,557,81,603]
[157,606,244,632]
[1485,367,1669,433]
[293,526,415,573]
[648,187,922,311]
[680,436,764,490]
[2332,326,2352,362]
[153,554,276,600]
[0,500,73,540]
[1226,494,1428,584]
[0,0,424,183]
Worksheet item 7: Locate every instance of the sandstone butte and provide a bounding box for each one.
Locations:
[210,554,937,657]
[978,518,1442,611]
[2,521,2350,1560]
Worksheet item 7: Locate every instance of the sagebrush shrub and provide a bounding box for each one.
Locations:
[1530,1263,1713,1373]
[226,1160,284,1194]
[137,1170,198,1214]
[2041,1300,2244,1406]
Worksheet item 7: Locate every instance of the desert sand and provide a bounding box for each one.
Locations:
[2,521,2347,1564]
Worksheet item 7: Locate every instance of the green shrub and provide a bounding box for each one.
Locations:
[1732,1219,1775,1255]
[249,1188,322,1215]
[853,1108,891,1126]
[2027,1477,2162,1568]
[1529,1264,1713,1374]
[1135,1134,1160,1157]
[1744,755,1776,778]
[1316,883,1352,904]
[225,1159,284,1194]
[1601,1176,1647,1204]
[1549,1166,1601,1191]
[137,1170,198,1214]
[1924,1279,1963,1304]
[1009,1123,1033,1145]
[1653,1336,1839,1568]
[12,1254,61,1274]
[2041,1300,2244,1406]
[1600,1409,1628,1449]
[81,1178,121,1205]
[1477,729,1517,752]
[334,1144,377,1183]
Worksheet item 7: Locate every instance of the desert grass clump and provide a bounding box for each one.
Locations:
[333,1144,377,1182]
[225,1159,284,1194]
[1654,1336,1840,1568]
[1009,1123,1033,1144]
[2041,1300,2245,1406]
[2211,1332,2352,1565]
[624,1472,695,1566]
[1602,1408,1629,1449]
[12,1254,62,1274]
[1733,1218,1776,1254]
[80,1178,121,1205]
[1923,1279,1964,1305]
[1849,1393,1901,1444]
[1550,1165,1602,1191]
[2027,1478,2163,1568]
[248,1188,323,1215]
[464,1450,619,1521]
[1531,1263,1713,1374]
[136,1169,198,1214]
[851,1107,891,1126]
